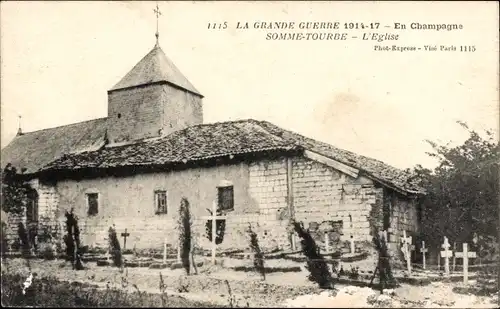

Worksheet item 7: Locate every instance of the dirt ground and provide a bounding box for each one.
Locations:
[2,257,498,308]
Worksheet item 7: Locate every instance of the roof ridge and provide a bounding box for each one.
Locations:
[16,117,108,136]
[109,45,159,90]
[183,118,261,129]
[157,47,202,95]
[250,119,290,143]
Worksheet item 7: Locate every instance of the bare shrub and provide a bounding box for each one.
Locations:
[178,197,192,275]
[291,219,334,289]
[246,224,265,280]
[64,209,84,270]
[108,226,122,268]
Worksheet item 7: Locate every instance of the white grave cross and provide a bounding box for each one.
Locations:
[105,251,111,263]
[379,230,388,243]
[454,243,476,285]
[350,235,355,254]
[200,201,227,264]
[420,241,428,269]
[440,236,453,276]
[400,231,413,275]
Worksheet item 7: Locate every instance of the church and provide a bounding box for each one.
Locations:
[1,23,425,255]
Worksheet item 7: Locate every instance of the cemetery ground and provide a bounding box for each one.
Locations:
[1,248,498,308]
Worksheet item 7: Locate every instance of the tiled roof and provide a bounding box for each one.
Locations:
[256,121,425,195]
[1,118,108,175]
[38,119,425,195]
[39,120,298,171]
[109,44,202,96]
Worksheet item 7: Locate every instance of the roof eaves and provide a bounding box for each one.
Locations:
[107,80,204,98]
[361,171,426,196]
[37,144,302,175]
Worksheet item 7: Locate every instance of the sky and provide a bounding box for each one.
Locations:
[1,1,498,170]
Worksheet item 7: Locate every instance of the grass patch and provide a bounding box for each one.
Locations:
[452,284,499,297]
[1,272,223,307]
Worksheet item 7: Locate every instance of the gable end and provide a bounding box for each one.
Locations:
[303,150,360,178]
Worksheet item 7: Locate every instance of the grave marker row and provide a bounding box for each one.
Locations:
[115,220,477,285]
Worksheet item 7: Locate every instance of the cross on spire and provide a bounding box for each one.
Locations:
[17,115,23,136]
[154,2,162,46]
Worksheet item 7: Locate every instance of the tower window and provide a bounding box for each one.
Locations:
[117,113,121,119]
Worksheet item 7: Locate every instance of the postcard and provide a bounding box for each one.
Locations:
[1,1,498,308]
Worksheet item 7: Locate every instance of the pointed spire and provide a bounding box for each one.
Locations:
[153,2,162,47]
[109,44,202,97]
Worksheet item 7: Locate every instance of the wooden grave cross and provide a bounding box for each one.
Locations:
[454,243,476,285]
[200,201,227,264]
[121,228,130,250]
[437,251,441,270]
[440,236,453,276]
[420,241,428,270]
[400,231,413,275]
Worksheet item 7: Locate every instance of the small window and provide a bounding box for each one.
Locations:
[218,186,234,212]
[155,191,167,215]
[87,193,99,216]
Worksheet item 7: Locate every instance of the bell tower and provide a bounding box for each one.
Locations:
[106,4,203,146]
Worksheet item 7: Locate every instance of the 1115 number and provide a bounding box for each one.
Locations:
[460,46,476,52]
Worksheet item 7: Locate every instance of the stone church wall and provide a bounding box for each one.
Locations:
[3,178,61,247]
[51,158,292,252]
[291,157,379,243]
[3,155,419,256]
[4,213,23,246]
[202,156,387,253]
[385,192,421,261]
[54,162,257,250]
[34,180,60,230]
[390,197,419,238]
